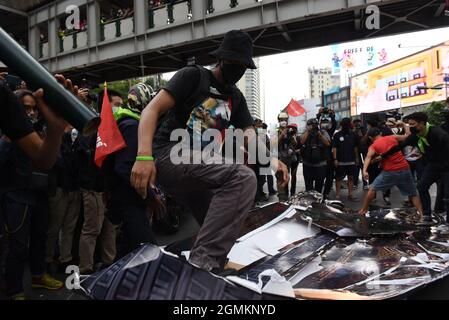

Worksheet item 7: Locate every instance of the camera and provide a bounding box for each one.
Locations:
[4,74,22,90]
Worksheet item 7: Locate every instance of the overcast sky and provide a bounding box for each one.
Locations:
[164,26,449,126]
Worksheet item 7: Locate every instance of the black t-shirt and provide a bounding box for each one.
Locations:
[332,130,360,163]
[0,81,34,140]
[153,66,254,156]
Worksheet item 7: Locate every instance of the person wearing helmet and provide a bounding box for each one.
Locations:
[106,83,159,257]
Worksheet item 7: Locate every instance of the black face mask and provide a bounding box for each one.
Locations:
[221,62,247,85]
[410,127,419,135]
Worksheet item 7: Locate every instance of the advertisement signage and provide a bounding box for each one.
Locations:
[351,41,449,115]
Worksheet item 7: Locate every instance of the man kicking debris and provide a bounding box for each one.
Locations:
[359,127,423,216]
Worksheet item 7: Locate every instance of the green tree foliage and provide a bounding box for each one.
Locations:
[425,101,446,126]
[93,76,167,103]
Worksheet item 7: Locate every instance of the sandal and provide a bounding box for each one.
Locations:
[347,195,358,202]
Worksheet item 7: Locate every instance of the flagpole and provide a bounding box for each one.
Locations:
[0,27,100,136]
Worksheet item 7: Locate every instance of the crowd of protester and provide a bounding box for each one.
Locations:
[259,103,449,223]
[0,74,181,300]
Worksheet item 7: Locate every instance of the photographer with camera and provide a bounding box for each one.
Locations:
[317,108,337,198]
[300,118,331,193]
[277,119,299,201]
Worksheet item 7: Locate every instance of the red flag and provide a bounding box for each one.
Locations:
[94,83,126,167]
[286,99,306,117]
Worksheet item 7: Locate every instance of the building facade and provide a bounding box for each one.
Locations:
[309,67,340,100]
[237,58,262,120]
[323,86,351,120]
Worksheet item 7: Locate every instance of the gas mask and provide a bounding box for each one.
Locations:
[221,62,247,85]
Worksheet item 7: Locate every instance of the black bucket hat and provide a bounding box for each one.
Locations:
[210,30,257,69]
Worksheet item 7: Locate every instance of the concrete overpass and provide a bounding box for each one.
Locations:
[1,0,449,83]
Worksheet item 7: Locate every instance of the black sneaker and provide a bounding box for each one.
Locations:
[422,216,433,223]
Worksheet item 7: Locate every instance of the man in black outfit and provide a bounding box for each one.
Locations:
[300,118,331,193]
[380,112,449,223]
[318,108,337,198]
[130,30,289,273]
[332,118,359,201]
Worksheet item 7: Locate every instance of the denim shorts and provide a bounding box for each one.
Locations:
[371,169,418,197]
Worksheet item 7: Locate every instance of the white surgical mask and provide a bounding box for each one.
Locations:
[280,121,287,128]
[112,106,119,114]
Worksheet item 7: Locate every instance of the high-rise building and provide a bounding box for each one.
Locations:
[308,67,340,99]
[237,58,262,120]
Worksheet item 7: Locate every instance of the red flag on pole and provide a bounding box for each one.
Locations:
[286,99,306,117]
[94,83,126,168]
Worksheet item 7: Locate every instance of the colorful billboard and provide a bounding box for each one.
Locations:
[351,41,449,115]
[331,44,389,76]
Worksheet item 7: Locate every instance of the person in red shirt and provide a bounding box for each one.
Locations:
[358,127,423,216]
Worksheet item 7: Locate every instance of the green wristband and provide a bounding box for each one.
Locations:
[136,156,155,161]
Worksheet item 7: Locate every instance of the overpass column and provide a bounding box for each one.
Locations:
[48,5,58,58]
[134,0,148,35]
[28,14,39,58]
[87,1,100,47]
[192,0,207,18]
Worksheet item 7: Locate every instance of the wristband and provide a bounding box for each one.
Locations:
[136,156,155,161]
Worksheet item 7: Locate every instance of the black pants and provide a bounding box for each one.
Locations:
[409,158,424,182]
[303,164,327,193]
[266,174,276,194]
[2,193,48,297]
[435,179,445,212]
[323,162,334,196]
[111,205,157,259]
[290,161,300,196]
[417,163,449,217]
